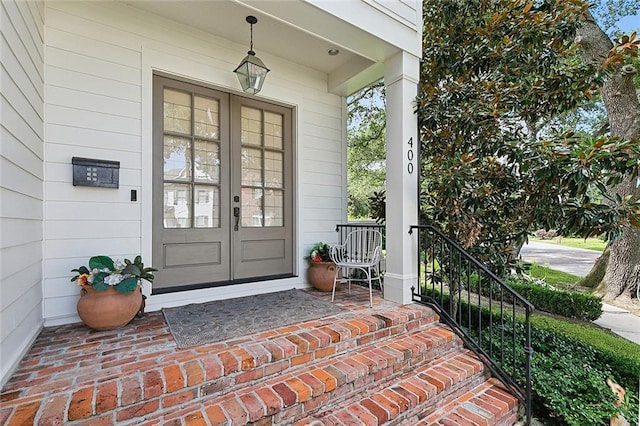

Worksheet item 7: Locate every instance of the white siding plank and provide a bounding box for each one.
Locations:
[303,196,342,210]
[26,1,45,42]
[302,159,342,175]
[45,237,141,259]
[1,34,44,106]
[45,201,140,221]
[46,104,140,136]
[46,85,140,120]
[302,172,342,187]
[1,128,44,178]
[0,157,43,199]
[47,66,140,102]
[44,277,80,299]
[45,220,140,241]
[1,2,44,83]
[303,147,342,164]
[44,181,141,203]
[42,295,78,320]
[0,188,42,220]
[0,262,41,310]
[46,27,140,67]
[1,65,44,132]
[46,123,140,152]
[1,95,44,153]
[0,218,42,249]
[1,299,42,378]
[303,123,342,142]
[0,241,42,281]
[46,46,139,85]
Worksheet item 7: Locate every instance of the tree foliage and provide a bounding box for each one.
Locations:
[346,81,386,219]
[417,0,640,276]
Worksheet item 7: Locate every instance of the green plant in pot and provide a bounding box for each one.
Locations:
[306,242,340,291]
[71,255,157,331]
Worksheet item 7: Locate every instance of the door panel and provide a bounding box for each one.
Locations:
[152,76,294,292]
[153,76,231,290]
[231,97,293,279]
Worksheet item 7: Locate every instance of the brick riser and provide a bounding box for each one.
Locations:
[1,303,438,425]
[295,350,518,426]
[161,323,464,425]
[1,294,520,426]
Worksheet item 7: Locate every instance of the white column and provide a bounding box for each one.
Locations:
[384,51,419,305]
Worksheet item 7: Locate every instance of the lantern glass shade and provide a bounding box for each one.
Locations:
[234,53,270,95]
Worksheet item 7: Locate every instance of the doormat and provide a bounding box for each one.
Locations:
[162,289,346,348]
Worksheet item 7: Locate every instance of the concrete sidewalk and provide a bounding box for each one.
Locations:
[521,241,640,345]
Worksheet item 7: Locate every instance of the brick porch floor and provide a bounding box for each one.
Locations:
[0,285,519,425]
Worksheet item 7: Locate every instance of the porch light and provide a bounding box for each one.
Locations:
[234,16,270,95]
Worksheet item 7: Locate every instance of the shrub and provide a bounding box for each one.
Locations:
[531,315,640,393]
[420,289,637,425]
[467,275,602,321]
[506,278,603,321]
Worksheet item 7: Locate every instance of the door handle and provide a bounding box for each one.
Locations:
[233,207,240,231]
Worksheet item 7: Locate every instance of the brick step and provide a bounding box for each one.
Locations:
[413,378,520,426]
[156,322,464,425]
[2,303,438,425]
[295,348,499,426]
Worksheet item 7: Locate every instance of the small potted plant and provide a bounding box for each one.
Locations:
[306,242,339,291]
[71,255,156,331]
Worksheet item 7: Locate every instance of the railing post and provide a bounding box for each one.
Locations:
[525,307,533,425]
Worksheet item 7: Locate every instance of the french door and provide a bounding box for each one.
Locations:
[152,75,293,292]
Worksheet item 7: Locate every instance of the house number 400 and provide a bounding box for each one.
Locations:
[407,137,414,174]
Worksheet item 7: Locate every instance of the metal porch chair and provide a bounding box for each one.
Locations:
[329,229,383,308]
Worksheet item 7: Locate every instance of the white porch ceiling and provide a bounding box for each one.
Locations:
[123,0,393,95]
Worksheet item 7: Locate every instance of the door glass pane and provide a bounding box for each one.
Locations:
[264,151,283,189]
[264,112,283,149]
[264,189,283,227]
[164,183,191,228]
[241,147,262,186]
[194,140,219,183]
[241,106,262,146]
[241,187,263,227]
[164,136,191,181]
[194,96,219,139]
[164,89,191,134]
[194,185,219,228]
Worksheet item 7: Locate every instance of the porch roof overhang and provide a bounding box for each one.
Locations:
[123,0,422,96]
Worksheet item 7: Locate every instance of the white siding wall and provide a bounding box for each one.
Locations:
[308,0,421,56]
[43,1,345,324]
[0,0,45,387]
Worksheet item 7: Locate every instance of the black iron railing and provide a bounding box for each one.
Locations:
[409,224,533,425]
[335,223,385,288]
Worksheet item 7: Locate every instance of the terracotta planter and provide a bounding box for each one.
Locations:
[307,261,341,292]
[77,285,142,331]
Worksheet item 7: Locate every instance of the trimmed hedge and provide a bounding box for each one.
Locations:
[506,278,603,321]
[467,276,602,321]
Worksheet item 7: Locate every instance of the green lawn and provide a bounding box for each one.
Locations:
[526,263,582,287]
[529,236,606,252]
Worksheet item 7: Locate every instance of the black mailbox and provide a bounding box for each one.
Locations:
[72,157,120,188]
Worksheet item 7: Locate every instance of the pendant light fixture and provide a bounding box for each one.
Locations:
[234,16,270,95]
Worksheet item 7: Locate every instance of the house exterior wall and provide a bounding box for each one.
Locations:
[309,0,421,54]
[0,0,45,387]
[42,1,346,325]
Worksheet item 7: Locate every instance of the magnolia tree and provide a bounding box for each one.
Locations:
[416,0,640,299]
[574,10,640,302]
